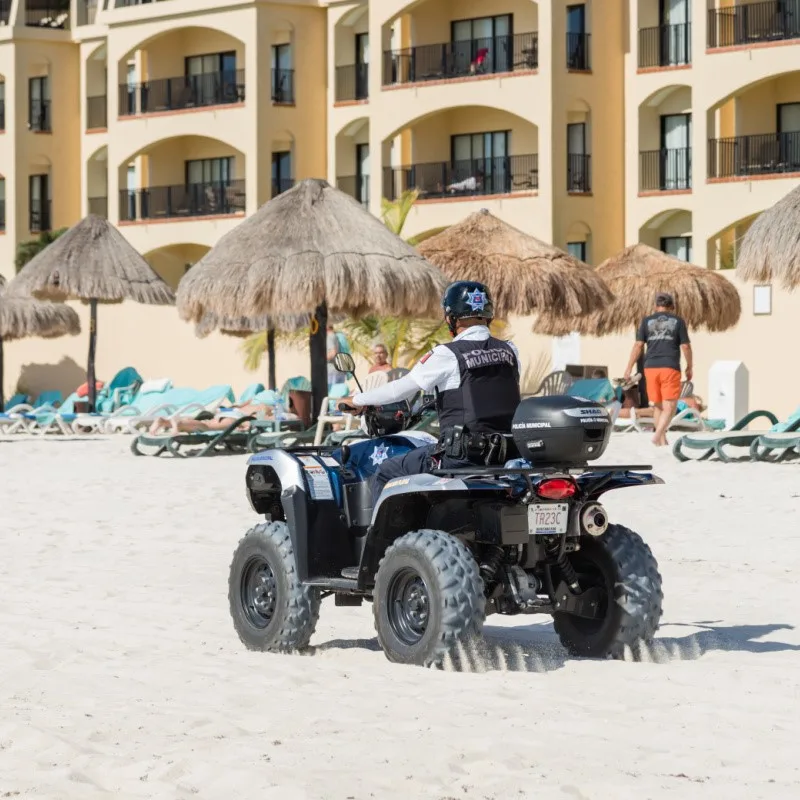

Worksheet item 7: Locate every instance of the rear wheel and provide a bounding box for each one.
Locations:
[228,522,320,652]
[553,525,662,659]
[373,529,485,668]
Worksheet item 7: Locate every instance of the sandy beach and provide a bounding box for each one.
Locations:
[1,433,798,799]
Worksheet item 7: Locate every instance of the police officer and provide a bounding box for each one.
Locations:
[347,280,521,503]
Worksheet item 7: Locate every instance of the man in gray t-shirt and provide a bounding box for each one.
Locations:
[624,292,693,447]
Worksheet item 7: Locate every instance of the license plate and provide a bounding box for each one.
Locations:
[528,503,569,535]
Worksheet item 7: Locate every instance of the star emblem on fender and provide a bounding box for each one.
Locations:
[466,289,487,311]
[370,444,389,466]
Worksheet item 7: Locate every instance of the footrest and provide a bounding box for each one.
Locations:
[341,566,359,580]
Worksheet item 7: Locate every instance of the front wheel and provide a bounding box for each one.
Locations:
[228,521,321,652]
[373,529,485,668]
[553,525,663,660]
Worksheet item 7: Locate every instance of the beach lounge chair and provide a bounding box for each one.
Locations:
[749,408,800,462]
[131,414,257,457]
[102,384,234,433]
[238,383,265,404]
[96,367,144,413]
[566,378,622,423]
[0,390,64,434]
[671,410,783,462]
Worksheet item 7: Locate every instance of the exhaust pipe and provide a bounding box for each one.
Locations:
[580,503,608,537]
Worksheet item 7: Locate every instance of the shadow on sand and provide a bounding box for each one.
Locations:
[311,622,799,673]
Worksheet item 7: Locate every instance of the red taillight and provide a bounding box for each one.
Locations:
[536,478,576,500]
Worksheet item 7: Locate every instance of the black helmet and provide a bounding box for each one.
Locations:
[442,281,494,333]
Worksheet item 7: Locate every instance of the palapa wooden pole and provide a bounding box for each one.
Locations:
[267,328,277,390]
[309,303,328,425]
[0,335,5,413]
[87,299,98,413]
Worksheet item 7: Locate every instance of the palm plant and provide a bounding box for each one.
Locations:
[15,228,68,273]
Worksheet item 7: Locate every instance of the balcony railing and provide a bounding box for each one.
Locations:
[638,23,691,67]
[77,0,100,25]
[337,175,370,207]
[119,180,245,221]
[566,33,591,70]
[335,64,369,102]
[567,154,591,192]
[382,154,538,202]
[271,68,294,103]
[383,32,538,86]
[119,70,244,116]
[88,196,108,218]
[0,99,5,130]
[708,0,800,48]
[29,100,51,132]
[708,132,800,178]
[640,148,692,191]
[86,95,107,129]
[272,178,294,197]
[115,0,173,6]
[0,200,5,231]
[30,199,51,232]
[25,2,70,28]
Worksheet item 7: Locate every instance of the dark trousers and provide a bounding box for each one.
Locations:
[371,443,472,505]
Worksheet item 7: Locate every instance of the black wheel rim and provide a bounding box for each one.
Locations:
[241,555,278,629]
[563,556,610,635]
[386,567,430,646]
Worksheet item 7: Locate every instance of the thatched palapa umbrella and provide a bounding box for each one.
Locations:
[416,209,613,320]
[178,179,446,419]
[8,215,175,411]
[535,243,742,337]
[0,278,81,411]
[195,310,313,390]
[736,184,800,290]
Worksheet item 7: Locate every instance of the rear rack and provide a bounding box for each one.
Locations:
[431,464,653,477]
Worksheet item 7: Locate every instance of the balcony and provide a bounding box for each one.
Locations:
[708,0,800,49]
[119,180,246,222]
[29,101,51,133]
[88,196,108,218]
[271,69,294,104]
[567,154,591,193]
[25,1,70,29]
[77,0,99,25]
[86,95,107,130]
[30,199,51,232]
[383,154,538,202]
[638,23,691,68]
[383,32,538,87]
[639,148,692,192]
[708,132,800,178]
[272,178,294,197]
[335,64,369,103]
[336,175,370,207]
[120,71,245,117]
[566,33,591,70]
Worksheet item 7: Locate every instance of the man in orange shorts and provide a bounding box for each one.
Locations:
[623,292,692,446]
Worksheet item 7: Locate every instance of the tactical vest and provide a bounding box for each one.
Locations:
[436,337,521,435]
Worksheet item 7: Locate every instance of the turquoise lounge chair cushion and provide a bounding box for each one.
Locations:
[4,393,28,409]
[771,407,800,433]
[34,390,63,409]
[239,383,265,404]
[251,389,279,406]
[567,379,617,404]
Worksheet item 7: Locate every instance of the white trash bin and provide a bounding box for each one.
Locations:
[707,361,748,429]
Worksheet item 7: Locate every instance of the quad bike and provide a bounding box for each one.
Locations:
[228,354,664,667]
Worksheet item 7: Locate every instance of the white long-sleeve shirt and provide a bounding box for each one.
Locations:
[351,326,521,407]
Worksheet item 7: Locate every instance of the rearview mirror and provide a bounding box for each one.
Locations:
[333,352,356,374]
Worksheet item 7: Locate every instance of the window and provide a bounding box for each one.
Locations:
[185,52,237,106]
[272,44,293,102]
[451,14,512,73]
[778,102,800,169]
[566,4,589,69]
[660,113,691,190]
[29,77,50,132]
[185,158,233,186]
[451,130,510,194]
[0,177,5,231]
[659,0,690,65]
[567,242,587,262]
[661,236,692,262]
[29,174,50,232]
[0,82,5,130]
[355,33,369,100]
[567,123,590,192]
[272,151,292,196]
[356,143,370,205]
